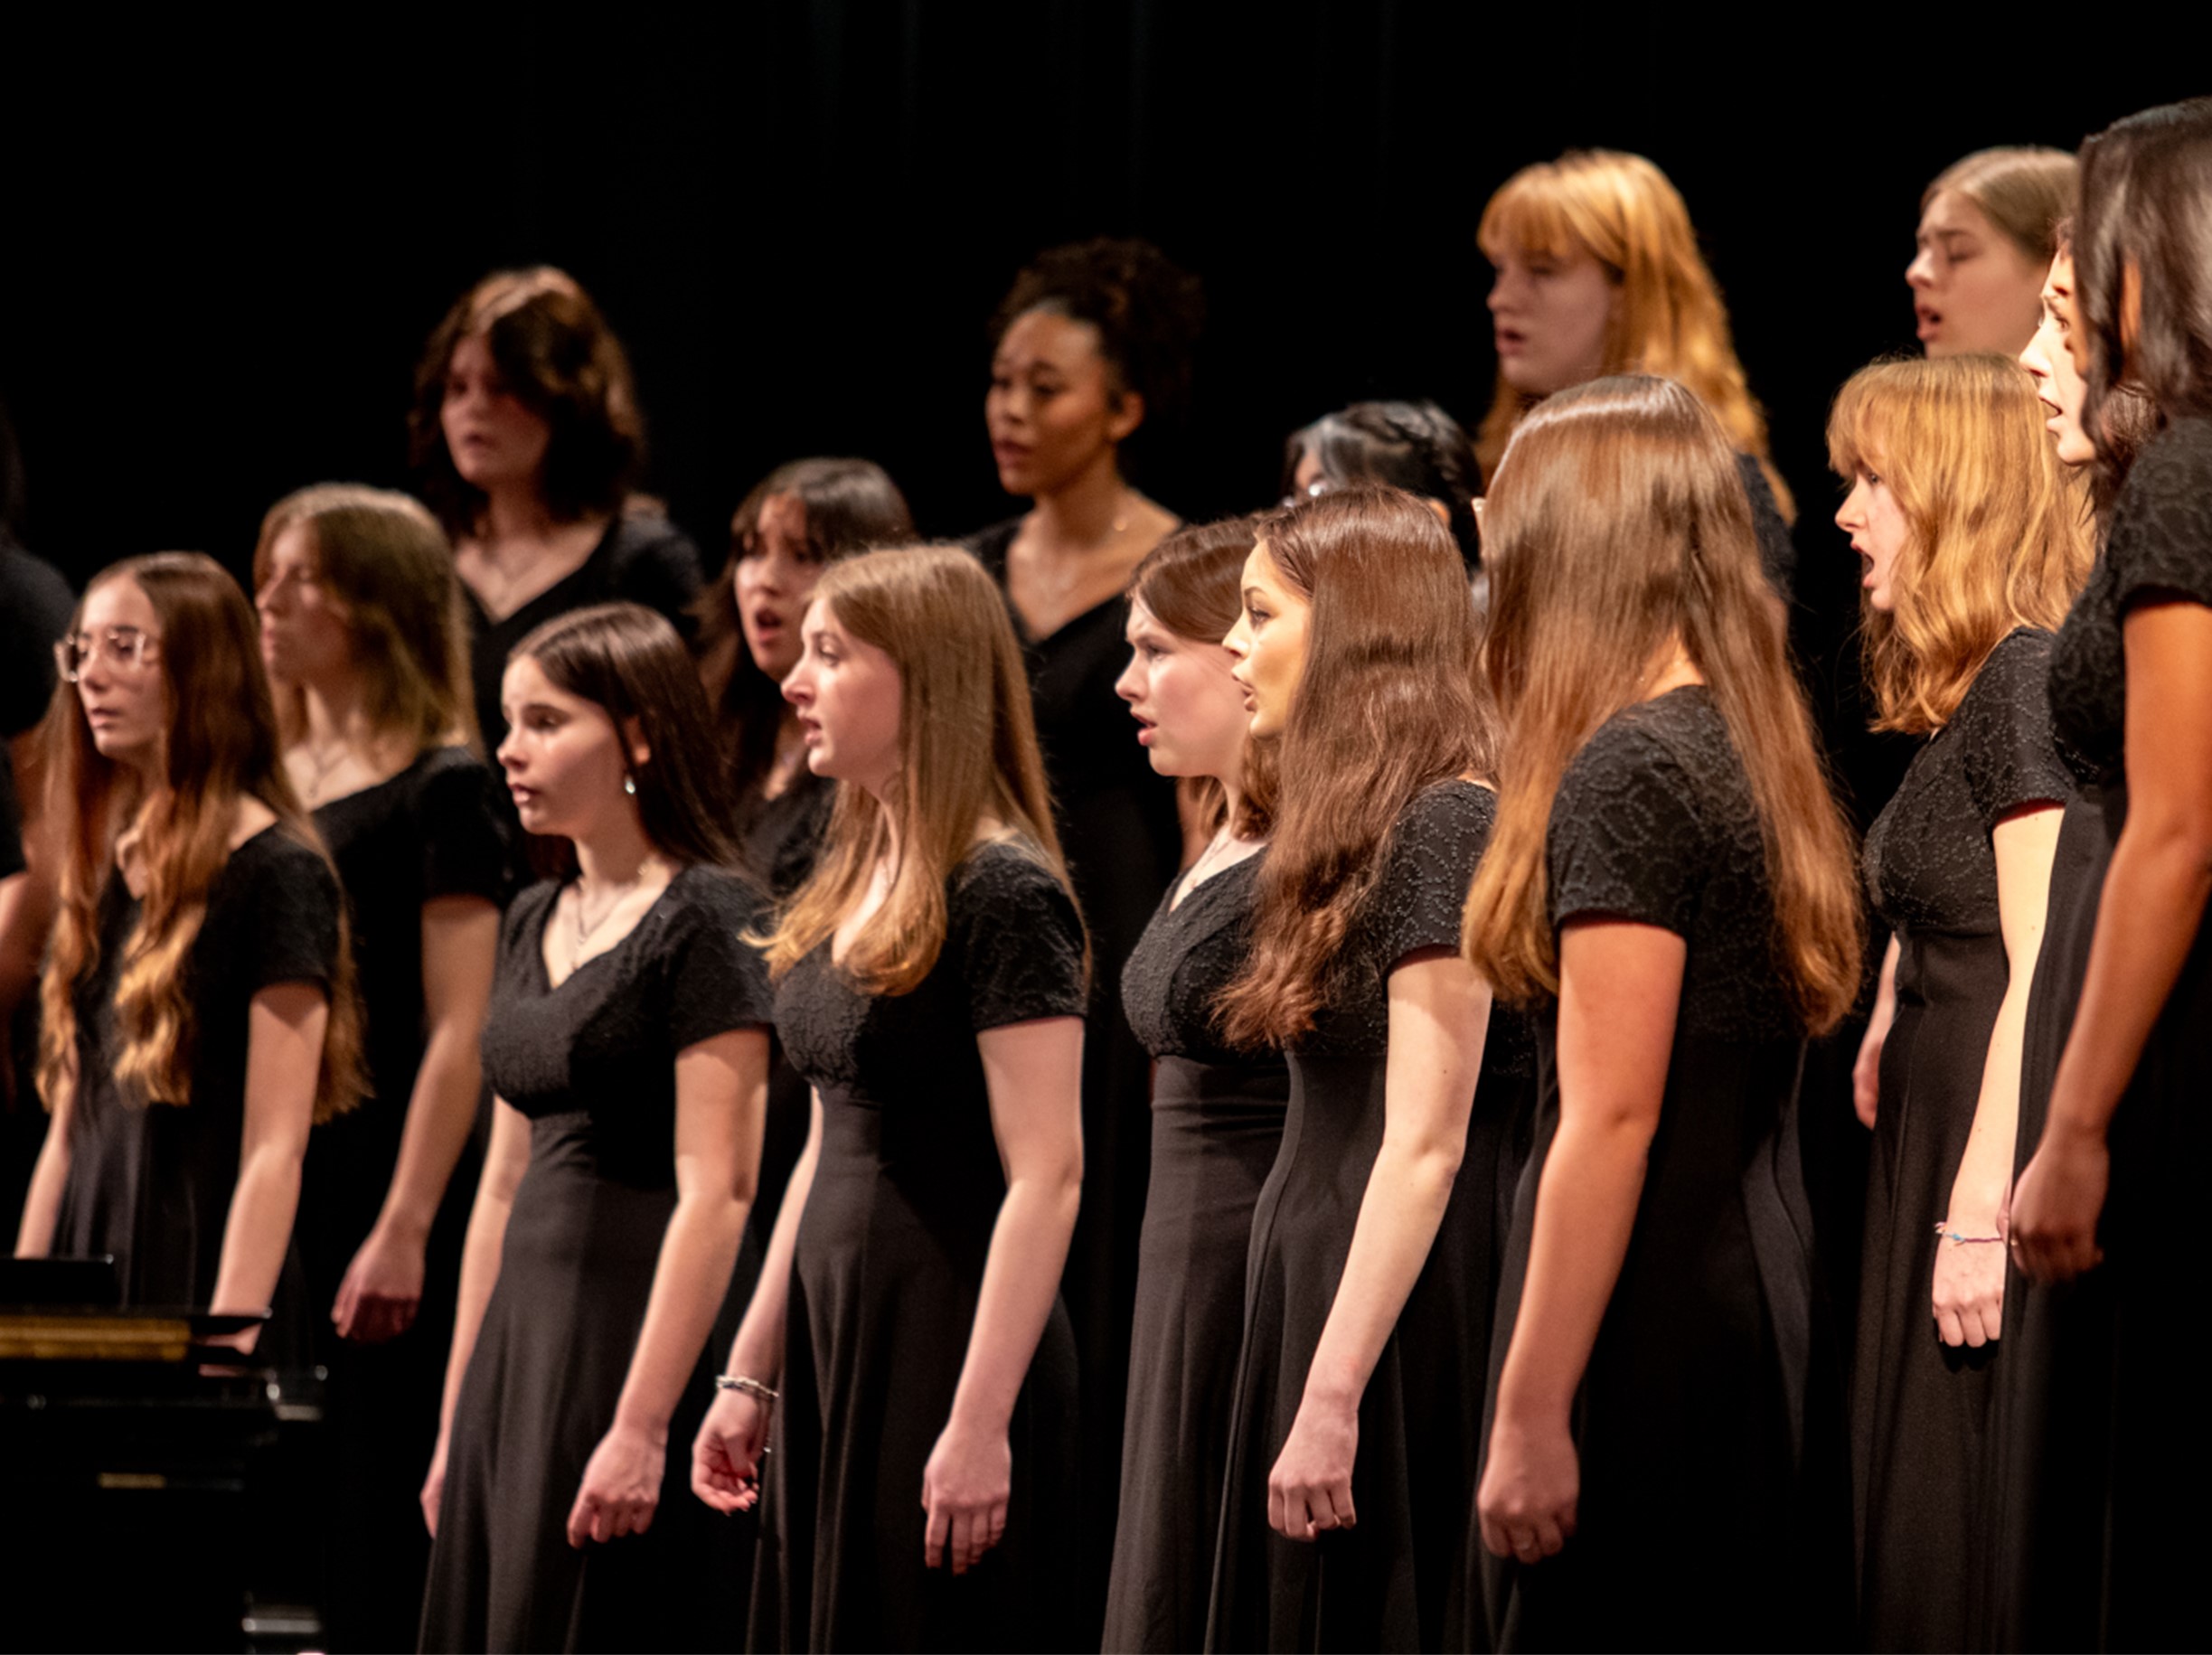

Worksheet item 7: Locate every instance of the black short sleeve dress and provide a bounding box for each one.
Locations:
[1850,629,2070,1650]
[1208,781,1531,1654]
[1479,689,1847,1651]
[419,865,772,1654]
[752,842,1087,1653]
[53,826,343,1365]
[1103,853,1287,1652]
[1988,418,2212,1650]
[301,746,514,1652]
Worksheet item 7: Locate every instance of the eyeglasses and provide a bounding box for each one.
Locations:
[55,626,163,682]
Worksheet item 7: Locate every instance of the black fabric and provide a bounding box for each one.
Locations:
[1481,690,1848,1651]
[1210,782,1531,1653]
[298,747,513,1652]
[466,514,704,765]
[52,827,342,1365]
[1851,630,2069,1650]
[1995,418,2212,1650]
[0,547,72,878]
[752,841,1086,1652]
[738,766,834,905]
[1104,854,1286,1652]
[1737,451,1798,605]
[421,865,771,1654]
[966,517,1182,1631]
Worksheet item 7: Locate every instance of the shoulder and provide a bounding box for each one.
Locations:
[504,879,562,946]
[1562,692,1718,816]
[603,515,705,588]
[229,821,336,893]
[953,839,1077,919]
[1385,778,1495,878]
[1959,628,2054,718]
[961,518,1022,573]
[411,743,502,810]
[664,862,768,937]
[2109,419,2212,596]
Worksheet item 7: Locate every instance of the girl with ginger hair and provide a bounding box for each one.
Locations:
[1827,354,2089,1650]
[15,552,362,1369]
[1477,148,1798,599]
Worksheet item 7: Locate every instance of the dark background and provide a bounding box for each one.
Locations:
[1,9,2191,799]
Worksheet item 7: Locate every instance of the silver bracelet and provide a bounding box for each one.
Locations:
[716,1373,779,1404]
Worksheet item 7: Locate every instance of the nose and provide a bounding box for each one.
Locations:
[1114,651,1144,703]
[495,728,521,769]
[1906,248,1935,290]
[782,666,812,706]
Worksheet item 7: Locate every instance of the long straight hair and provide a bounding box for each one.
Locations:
[1215,488,1488,1049]
[38,553,365,1121]
[1125,514,1276,839]
[1476,149,1792,520]
[758,547,1078,994]
[1827,355,2093,732]
[1462,377,1861,1030]
[253,484,477,755]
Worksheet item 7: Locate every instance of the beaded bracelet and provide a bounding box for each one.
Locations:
[1933,1220,2004,1247]
[716,1374,779,1404]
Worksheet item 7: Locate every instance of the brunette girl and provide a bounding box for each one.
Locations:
[1281,400,1484,570]
[692,547,1087,1652]
[1476,149,1798,598]
[1907,147,2076,359]
[1101,516,1283,1652]
[253,484,513,1650]
[2010,98,2212,1650]
[419,604,769,1652]
[409,267,704,762]
[969,237,1203,1585]
[1206,487,1515,1652]
[14,553,362,1369]
[1826,356,2088,1649]
[1464,378,1863,1650]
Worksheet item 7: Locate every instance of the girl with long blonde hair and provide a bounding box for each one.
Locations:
[1464,377,1860,1648]
[14,552,362,1368]
[1827,354,2088,1649]
[1477,148,1799,596]
[692,546,1088,1651]
[251,483,513,1650]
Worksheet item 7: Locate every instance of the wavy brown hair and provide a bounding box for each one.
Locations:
[1126,514,1276,840]
[254,484,477,754]
[1476,150,1793,521]
[692,457,915,799]
[511,602,744,875]
[1215,489,1488,1049]
[1828,355,2093,733]
[758,547,1078,994]
[408,267,645,535]
[1461,377,1862,1030]
[37,554,365,1120]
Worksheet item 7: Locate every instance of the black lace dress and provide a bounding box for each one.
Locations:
[1479,689,1847,1652]
[752,842,1087,1652]
[1850,630,2070,1650]
[969,521,1184,1610]
[303,746,514,1652]
[1208,781,1530,1654]
[1989,418,2212,1650]
[53,827,343,1367]
[419,867,771,1654]
[1103,853,1287,1652]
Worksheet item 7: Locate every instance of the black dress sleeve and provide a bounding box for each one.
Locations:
[952,846,1088,1032]
[607,518,707,641]
[661,871,776,1050]
[2106,420,2212,616]
[241,835,344,994]
[417,750,517,906]
[1548,718,1708,936]
[1370,783,1493,970]
[1956,632,2072,831]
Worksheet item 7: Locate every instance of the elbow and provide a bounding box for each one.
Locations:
[1378,1129,1467,1205]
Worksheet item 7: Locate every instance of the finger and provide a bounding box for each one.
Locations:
[924,1495,949,1570]
[1534,1514,1568,1557]
[1934,1306,1965,1348]
[985,1500,1007,1552]
[1511,1527,1543,1565]
[1267,1479,1287,1538]
[1959,1305,1988,1349]
[1480,1511,1510,1558]
[1325,1480,1357,1531]
[566,1492,593,1549]
[952,1508,979,1575]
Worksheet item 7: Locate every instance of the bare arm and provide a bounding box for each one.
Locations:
[421,1095,532,1537]
[1270,946,1492,1540]
[693,1088,824,1515]
[1933,804,2060,1345]
[1479,918,1682,1563]
[333,896,500,1343]
[922,1014,1086,1575]
[1854,935,1900,1130]
[567,1026,768,1547]
[207,982,329,1351]
[2015,603,2212,1281]
[14,1064,73,1257]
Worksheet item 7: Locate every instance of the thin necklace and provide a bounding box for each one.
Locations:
[574,871,646,951]
[1178,825,1238,902]
[297,738,353,804]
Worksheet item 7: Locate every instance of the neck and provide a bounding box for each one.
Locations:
[1031,450,1127,546]
[571,814,657,889]
[866,788,904,872]
[481,482,559,546]
[1219,779,1245,836]
[300,670,372,751]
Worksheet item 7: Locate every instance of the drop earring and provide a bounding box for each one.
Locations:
[623,775,637,796]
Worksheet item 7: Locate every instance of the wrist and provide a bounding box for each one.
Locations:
[944,1396,1012,1439]
[1494,1375,1572,1436]
[609,1405,672,1444]
[2042,1106,2109,1152]
[372,1208,433,1249]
